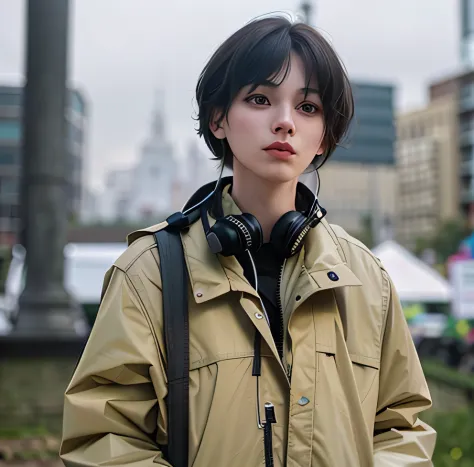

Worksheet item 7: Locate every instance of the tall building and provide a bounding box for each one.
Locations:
[317,163,396,243]
[98,92,177,223]
[332,83,395,165]
[316,82,396,243]
[187,141,219,187]
[126,93,176,222]
[98,168,133,223]
[395,95,460,249]
[430,70,474,224]
[461,0,474,68]
[0,85,87,245]
[424,1,474,227]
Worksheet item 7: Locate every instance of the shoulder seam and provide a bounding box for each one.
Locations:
[115,242,157,273]
[379,268,392,341]
[320,221,348,263]
[336,235,382,269]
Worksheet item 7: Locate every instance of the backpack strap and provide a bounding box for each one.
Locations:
[154,228,189,467]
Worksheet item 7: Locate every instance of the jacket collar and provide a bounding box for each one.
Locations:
[182,184,362,304]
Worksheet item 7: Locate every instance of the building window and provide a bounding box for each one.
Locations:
[10,204,20,218]
[0,203,18,218]
[0,92,22,107]
[0,120,21,141]
[0,178,17,195]
[0,148,17,165]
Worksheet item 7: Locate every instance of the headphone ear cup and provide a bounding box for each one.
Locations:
[206,218,241,256]
[270,211,308,258]
[207,213,263,256]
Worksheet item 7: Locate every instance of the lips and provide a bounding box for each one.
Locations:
[263,141,296,161]
[264,141,296,154]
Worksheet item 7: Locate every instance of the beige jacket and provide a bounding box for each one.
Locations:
[61,190,436,466]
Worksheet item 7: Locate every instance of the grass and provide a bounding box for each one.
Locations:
[420,359,474,465]
[422,359,474,392]
[423,408,474,466]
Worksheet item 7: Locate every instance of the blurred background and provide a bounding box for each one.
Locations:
[1,0,474,465]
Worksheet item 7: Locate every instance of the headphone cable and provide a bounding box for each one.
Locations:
[182,162,225,216]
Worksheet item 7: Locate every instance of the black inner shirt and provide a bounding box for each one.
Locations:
[238,243,284,359]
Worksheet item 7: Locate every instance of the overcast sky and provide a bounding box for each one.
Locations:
[0,0,460,192]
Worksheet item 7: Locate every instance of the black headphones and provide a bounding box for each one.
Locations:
[194,176,327,259]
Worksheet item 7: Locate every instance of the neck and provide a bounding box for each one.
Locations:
[231,160,298,243]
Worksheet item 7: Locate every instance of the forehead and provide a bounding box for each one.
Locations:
[271,53,317,88]
[245,52,319,96]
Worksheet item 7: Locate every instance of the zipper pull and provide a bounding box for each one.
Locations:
[265,402,277,424]
[263,403,277,467]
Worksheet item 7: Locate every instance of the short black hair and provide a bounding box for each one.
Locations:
[196,14,354,169]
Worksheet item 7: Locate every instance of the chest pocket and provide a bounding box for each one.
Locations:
[348,354,379,403]
[313,291,381,405]
[187,292,263,370]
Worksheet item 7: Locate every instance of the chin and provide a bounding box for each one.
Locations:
[253,164,301,184]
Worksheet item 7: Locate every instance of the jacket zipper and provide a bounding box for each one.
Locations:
[276,261,289,376]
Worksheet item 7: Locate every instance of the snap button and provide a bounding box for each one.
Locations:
[327,271,339,282]
[295,295,301,302]
[298,396,310,406]
[196,292,203,298]
[255,312,264,320]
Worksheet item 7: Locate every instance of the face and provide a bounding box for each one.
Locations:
[210,52,325,184]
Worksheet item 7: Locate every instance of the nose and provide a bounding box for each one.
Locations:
[272,107,296,136]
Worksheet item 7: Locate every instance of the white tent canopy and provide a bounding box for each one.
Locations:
[372,240,452,304]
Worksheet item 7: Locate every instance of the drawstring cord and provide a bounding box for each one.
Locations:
[247,250,277,467]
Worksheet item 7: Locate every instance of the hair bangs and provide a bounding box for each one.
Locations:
[225,29,293,114]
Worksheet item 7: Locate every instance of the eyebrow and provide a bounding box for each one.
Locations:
[300,87,320,95]
[247,82,320,95]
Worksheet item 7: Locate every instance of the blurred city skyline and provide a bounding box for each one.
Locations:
[0,0,460,192]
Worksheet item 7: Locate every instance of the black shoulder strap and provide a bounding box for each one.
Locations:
[154,228,189,467]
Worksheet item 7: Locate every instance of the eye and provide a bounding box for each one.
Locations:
[298,103,319,114]
[247,95,270,106]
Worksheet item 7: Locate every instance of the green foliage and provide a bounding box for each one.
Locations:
[422,359,474,391]
[421,360,474,464]
[423,408,474,466]
[0,426,60,461]
[0,426,50,439]
[414,218,471,264]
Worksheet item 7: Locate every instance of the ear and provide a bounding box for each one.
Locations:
[316,138,326,157]
[209,111,226,140]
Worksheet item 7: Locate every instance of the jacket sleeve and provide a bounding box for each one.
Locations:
[60,266,171,466]
[373,269,437,466]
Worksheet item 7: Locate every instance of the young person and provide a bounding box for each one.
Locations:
[61,14,436,466]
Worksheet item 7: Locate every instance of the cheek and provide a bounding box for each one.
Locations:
[226,106,260,137]
[303,119,325,150]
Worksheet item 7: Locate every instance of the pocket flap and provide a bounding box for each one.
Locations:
[349,353,380,370]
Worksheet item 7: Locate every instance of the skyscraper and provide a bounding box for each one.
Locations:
[0,85,87,245]
[461,0,474,68]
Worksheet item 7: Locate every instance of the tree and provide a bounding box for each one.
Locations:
[415,218,471,264]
